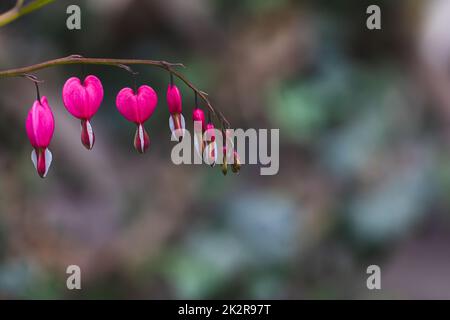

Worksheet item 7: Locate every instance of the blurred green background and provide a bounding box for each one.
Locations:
[1,0,450,299]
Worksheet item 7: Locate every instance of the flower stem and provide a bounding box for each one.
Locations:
[34,81,41,102]
[0,55,230,127]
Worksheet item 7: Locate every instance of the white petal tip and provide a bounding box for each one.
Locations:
[44,149,52,177]
[169,114,186,140]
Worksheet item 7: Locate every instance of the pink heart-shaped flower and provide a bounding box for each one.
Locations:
[62,75,103,120]
[116,85,157,153]
[62,75,104,150]
[116,85,157,124]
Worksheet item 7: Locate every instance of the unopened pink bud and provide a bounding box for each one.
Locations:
[205,123,216,142]
[166,84,182,115]
[192,108,206,131]
[25,96,55,178]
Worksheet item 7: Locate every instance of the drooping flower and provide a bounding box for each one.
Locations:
[206,123,216,142]
[192,108,206,130]
[25,96,55,178]
[62,75,104,150]
[167,84,185,141]
[204,122,217,166]
[116,85,157,153]
[193,108,206,158]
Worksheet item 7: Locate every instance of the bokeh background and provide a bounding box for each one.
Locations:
[0,0,450,299]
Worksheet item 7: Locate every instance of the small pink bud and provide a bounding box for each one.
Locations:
[204,123,217,166]
[25,96,55,178]
[166,84,182,115]
[193,109,206,158]
[167,84,185,141]
[62,75,104,150]
[192,108,206,132]
[205,123,216,142]
[116,85,157,153]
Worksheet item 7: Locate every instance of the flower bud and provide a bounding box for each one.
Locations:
[231,151,241,173]
[193,108,206,158]
[167,84,185,141]
[221,146,228,175]
[221,160,228,175]
[205,123,216,142]
[192,108,206,132]
[25,96,55,178]
[166,84,182,115]
[204,122,217,166]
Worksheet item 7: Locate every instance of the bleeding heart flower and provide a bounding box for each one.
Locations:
[167,84,185,141]
[193,108,206,158]
[192,108,206,130]
[116,85,157,153]
[204,122,217,166]
[221,146,228,175]
[25,96,55,178]
[62,75,104,150]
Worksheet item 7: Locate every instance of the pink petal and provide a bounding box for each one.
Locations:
[192,108,206,131]
[62,75,103,120]
[25,96,55,149]
[116,85,157,124]
[204,141,217,166]
[205,123,216,142]
[166,84,182,114]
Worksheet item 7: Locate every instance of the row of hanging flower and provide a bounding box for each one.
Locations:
[25,74,240,178]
